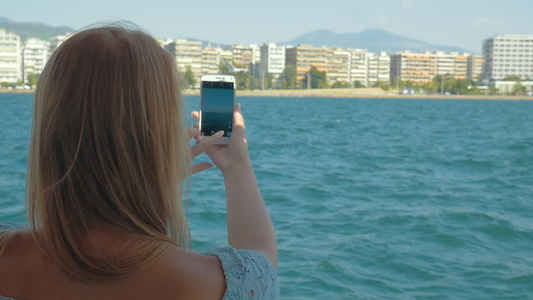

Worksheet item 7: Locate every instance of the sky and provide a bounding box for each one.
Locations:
[2,0,533,53]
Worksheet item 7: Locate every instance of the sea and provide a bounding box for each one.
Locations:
[1,93,532,299]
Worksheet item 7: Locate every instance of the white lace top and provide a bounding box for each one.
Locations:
[203,246,280,299]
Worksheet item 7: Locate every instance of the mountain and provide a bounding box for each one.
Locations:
[278,28,470,53]
[0,17,74,41]
[1,17,469,53]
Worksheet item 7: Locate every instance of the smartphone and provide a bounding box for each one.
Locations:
[199,74,236,145]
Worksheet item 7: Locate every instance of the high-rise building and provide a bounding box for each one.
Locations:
[164,39,203,80]
[467,55,484,82]
[367,51,390,86]
[326,48,351,85]
[232,44,259,70]
[260,43,285,87]
[391,51,470,84]
[348,50,391,87]
[482,35,533,81]
[201,46,221,75]
[0,29,22,84]
[349,49,369,86]
[285,44,326,87]
[482,35,533,93]
[22,38,50,85]
[390,51,436,84]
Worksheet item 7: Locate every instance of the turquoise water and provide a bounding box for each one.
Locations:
[1,93,532,299]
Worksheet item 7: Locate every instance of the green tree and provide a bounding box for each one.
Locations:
[502,75,524,95]
[308,66,326,89]
[218,61,230,74]
[488,87,500,95]
[183,66,196,89]
[331,81,350,88]
[504,75,522,82]
[376,81,391,91]
[450,79,471,95]
[512,82,526,95]
[235,71,253,90]
[420,82,437,94]
[263,73,275,89]
[27,73,39,87]
[281,65,296,89]
[432,74,455,94]
[353,80,365,88]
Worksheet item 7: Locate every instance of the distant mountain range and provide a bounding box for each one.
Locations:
[1,17,470,53]
[0,17,74,41]
[278,28,470,53]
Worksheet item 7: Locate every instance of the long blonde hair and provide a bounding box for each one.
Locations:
[26,24,191,281]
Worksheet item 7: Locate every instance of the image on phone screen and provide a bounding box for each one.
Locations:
[201,81,234,137]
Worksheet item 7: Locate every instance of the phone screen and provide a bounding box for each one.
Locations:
[201,81,234,137]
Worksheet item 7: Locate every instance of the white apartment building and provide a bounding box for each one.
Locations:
[232,44,259,70]
[22,38,50,85]
[326,48,351,85]
[0,29,22,83]
[49,33,71,53]
[483,35,533,81]
[434,51,468,79]
[467,54,484,82]
[285,45,327,87]
[482,34,533,92]
[391,51,471,84]
[201,46,221,75]
[260,43,285,82]
[164,39,203,80]
[349,49,368,86]
[348,50,390,87]
[367,52,390,86]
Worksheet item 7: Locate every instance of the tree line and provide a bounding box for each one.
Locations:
[177,63,530,96]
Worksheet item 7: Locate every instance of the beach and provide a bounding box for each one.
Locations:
[187,88,533,100]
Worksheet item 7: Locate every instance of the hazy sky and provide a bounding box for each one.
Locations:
[3,0,532,53]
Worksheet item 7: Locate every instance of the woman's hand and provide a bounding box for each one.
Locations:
[187,127,223,176]
[190,104,251,174]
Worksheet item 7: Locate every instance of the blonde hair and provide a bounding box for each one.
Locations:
[26,23,191,281]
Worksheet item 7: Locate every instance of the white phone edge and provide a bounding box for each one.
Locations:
[199,74,235,146]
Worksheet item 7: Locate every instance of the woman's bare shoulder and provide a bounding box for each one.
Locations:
[0,232,53,298]
[0,234,226,300]
[123,245,226,299]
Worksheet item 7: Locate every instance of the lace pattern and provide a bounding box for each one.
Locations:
[203,246,280,299]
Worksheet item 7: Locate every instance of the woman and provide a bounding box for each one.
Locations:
[0,23,278,299]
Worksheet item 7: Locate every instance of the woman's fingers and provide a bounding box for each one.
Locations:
[187,127,200,141]
[190,130,224,159]
[231,103,246,137]
[191,111,199,121]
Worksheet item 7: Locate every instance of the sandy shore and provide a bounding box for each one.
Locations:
[3,88,533,100]
[183,88,533,100]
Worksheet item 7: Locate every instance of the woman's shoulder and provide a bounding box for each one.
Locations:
[138,244,227,299]
[202,247,280,299]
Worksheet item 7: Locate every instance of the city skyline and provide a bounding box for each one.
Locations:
[2,0,533,54]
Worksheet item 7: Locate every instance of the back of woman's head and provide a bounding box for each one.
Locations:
[28,23,191,281]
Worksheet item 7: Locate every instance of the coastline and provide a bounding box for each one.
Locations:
[3,88,533,100]
[183,88,533,100]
